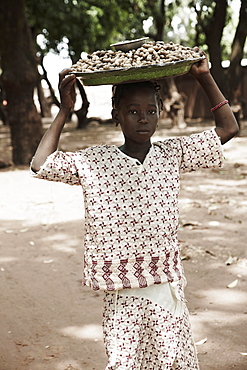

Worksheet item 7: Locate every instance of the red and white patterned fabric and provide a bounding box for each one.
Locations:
[33,128,223,297]
[103,289,200,369]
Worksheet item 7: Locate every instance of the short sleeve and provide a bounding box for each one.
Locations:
[165,128,224,173]
[31,150,80,186]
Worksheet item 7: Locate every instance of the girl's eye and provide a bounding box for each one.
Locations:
[129,110,137,114]
[148,110,157,115]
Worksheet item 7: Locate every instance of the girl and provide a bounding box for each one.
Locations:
[31,54,238,369]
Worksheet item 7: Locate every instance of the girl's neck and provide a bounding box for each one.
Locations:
[118,141,151,163]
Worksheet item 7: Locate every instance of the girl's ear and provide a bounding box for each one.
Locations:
[112,108,120,126]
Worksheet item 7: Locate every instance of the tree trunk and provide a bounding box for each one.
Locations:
[194,0,227,90]
[75,80,90,129]
[159,78,187,128]
[155,0,165,41]
[39,58,60,108]
[37,78,52,118]
[226,0,247,102]
[0,0,43,165]
[146,0,165,41]
[0,80,9,125]
[204,0,227,89]
[0,103,9,126]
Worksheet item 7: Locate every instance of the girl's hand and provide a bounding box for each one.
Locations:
[189,51,210,79]
[58,68,76,109]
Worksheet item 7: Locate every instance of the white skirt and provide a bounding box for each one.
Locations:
[118,281,184,317]
[102,282,199,370]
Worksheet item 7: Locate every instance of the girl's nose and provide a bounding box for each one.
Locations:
[138,112,148,123]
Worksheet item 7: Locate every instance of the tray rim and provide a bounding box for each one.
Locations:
[70,56,204,78]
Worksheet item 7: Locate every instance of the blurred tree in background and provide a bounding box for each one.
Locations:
[0,0,246,164]
[0,0,43,165]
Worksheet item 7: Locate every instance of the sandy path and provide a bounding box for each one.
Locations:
[0,120,247,369]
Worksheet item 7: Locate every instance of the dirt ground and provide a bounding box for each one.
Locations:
[0,116,247,370]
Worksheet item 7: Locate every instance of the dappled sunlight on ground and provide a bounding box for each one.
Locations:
[203,287,247,307]
[0,256,18,264]
[0,169,84,225]
[60,324,103,341]
[44,233,81,254]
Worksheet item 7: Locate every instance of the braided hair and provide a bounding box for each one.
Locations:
[112,81,163,112]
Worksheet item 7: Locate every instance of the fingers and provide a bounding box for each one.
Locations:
[189,52,210,77]
[58,69,77,108]
[59,74,76,91]
[58,68,76,86]
[59,68,71,84]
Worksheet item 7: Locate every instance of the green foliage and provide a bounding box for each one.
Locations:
[26,0,149,61]
[24,0,246,73]
[187,0,238,56]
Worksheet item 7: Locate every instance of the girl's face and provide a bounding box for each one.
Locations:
[112,86,159,145]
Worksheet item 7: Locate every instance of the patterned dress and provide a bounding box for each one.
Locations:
[32,128,224,369]
[103,283,199,369]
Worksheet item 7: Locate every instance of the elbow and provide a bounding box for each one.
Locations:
[30,157,41,174]
[30,166,38,174]
[220,125,240,145]
[232,125,240,138]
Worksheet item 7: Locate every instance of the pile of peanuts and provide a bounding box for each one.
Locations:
[71,41,202,73]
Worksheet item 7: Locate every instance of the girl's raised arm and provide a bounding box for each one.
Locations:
[190,54,239,144]
[31,69,76,172]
